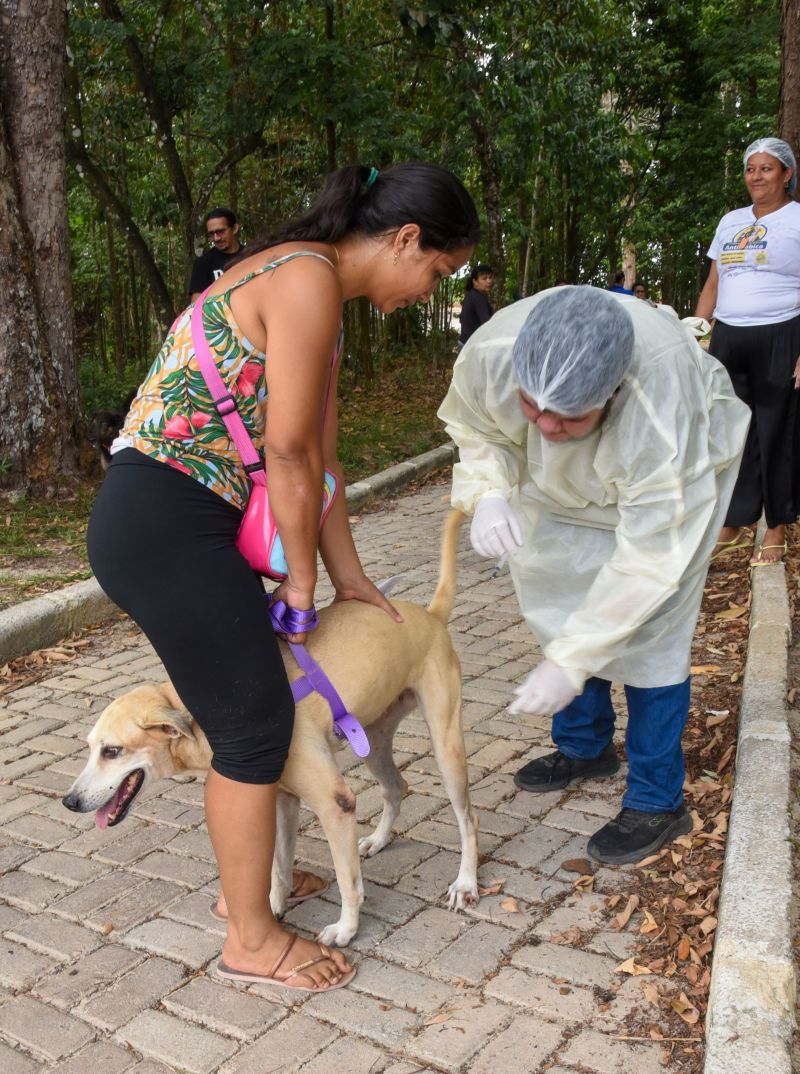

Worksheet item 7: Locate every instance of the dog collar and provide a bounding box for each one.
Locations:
[267,595,370,757]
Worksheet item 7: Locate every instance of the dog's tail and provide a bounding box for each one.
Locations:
[427,509,467,626]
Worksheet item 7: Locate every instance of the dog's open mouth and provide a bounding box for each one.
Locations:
[95,769,145,828]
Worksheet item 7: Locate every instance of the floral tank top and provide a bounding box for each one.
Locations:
[117,251,341,511]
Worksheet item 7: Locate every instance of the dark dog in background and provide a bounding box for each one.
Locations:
[88,393,135,471]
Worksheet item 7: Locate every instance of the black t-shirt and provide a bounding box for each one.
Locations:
[189,246,244,296]
[459,288,493,343]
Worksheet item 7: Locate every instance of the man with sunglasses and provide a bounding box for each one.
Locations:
[439,286,749,864]
[189,207,244,301]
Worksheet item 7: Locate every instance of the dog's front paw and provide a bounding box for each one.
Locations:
[447,878,480,910]
[358,832,389,858]
[317,919,357,948]
[269,890,290,918]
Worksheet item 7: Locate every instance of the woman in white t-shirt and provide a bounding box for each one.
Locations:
[696,137,800,565]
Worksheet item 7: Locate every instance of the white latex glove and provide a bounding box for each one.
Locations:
[508,659,578,717]
[470,492,524,559]
[681,316,711,338]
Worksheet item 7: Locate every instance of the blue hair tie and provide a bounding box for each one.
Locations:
[366,167,379,188]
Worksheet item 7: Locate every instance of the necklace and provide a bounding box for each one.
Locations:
[330,244,341,267]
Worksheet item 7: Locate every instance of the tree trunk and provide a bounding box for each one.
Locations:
[324,1,337,172]
[469,114,505,302]
[780,0,800,186]
[106,216,127,378]
[0,0,81,490]
[98,0,195,262]
[345,297,374,386]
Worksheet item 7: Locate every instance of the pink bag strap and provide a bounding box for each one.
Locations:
[191,291,266,486]
[190,283,341,490]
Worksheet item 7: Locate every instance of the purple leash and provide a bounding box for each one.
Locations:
[267,596,371,757]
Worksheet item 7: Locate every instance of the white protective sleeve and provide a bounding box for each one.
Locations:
[438,327,530,513]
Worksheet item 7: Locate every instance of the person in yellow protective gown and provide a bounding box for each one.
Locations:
[439,286,749,864]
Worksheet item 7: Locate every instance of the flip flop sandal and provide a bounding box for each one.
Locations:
[209,874,330,922]
[750,541,788,567]
[710,533,752,562]
[215,933,356,991]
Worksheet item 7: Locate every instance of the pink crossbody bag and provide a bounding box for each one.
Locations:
[190,290,338,580]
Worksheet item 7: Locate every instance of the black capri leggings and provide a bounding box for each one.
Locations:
[710,313,800,529]
[87,448,294,784]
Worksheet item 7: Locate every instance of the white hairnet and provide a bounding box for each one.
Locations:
[511,286,635,416]
[744,137,797,193]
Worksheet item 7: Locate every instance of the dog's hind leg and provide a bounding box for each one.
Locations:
[270,789,299,918]
[420,659,480,910]
[358,695,413,859]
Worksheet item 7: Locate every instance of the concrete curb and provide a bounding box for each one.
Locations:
[0,443,456,667]
[344,441,454,512]
[704,526,796,1073]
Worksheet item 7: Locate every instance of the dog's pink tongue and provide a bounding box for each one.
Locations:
[95,787,123,829]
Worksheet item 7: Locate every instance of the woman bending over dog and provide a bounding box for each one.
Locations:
[87,163,479,991]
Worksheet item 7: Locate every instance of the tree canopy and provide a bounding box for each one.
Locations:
[0,0,790,488]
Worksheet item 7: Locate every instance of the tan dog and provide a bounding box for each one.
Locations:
[63,511,479,947]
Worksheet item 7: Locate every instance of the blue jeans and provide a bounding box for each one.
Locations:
[552,676,690,813]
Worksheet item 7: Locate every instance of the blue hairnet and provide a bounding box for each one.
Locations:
[743,137,797,193]
[512,287,635,416]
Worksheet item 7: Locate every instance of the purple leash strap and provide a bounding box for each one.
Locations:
[267,597,371,758]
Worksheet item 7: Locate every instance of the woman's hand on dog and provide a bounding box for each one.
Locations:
[333,572,404,624]
[272,580,319,644]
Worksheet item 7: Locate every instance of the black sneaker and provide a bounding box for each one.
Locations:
[587,804,692,865]
[513,743,620,793]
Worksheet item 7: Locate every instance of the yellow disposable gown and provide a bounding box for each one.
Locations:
[438,290,750,691]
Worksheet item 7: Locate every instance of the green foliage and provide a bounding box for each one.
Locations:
[67,0,782,416]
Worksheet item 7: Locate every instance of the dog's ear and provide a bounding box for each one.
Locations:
[140,706,196,741]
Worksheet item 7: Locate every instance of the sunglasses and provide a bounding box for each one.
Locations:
[208,228,229,238]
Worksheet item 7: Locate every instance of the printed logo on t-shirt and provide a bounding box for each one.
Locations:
[212,268,224,280]
[723,223,767,251]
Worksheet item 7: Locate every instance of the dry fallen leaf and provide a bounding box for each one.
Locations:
[500,896,521,914]
[613,894,640,931]
[705,710,730,728]
[641,980,661,1005]
[422,1012,451,1026]
[715,604,746,620]
[635,850,668,868]
[561,857,594,875]
[717,744,736,771]
[639,910,659,935]
[615,957,653,976]
[479,882,505,896]
[671,992,700,1024]
[550,926,582,945]
[677,935,691,960]
[690,664,720,675]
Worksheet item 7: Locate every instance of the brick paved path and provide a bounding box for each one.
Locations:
[0,483,672,1073]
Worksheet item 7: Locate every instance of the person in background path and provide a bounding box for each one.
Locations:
[696,136,800,567]
[633,280,659,308]
[458,263,494,348]
[190,208,244,301]
[439,286,749,865]
[607,268,633,295]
